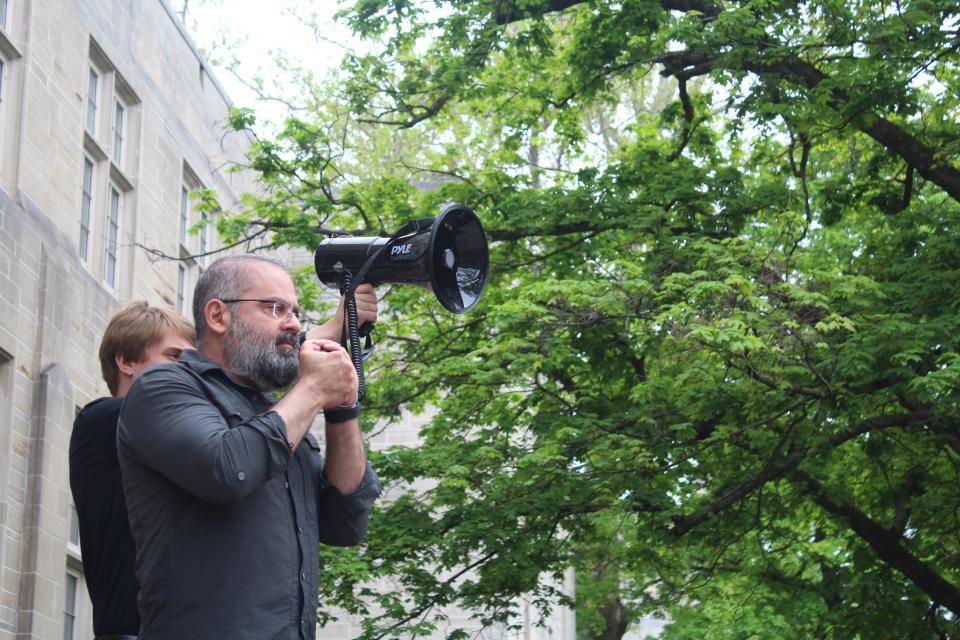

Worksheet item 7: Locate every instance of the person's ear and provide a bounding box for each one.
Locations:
[115,352,136,378]
[205,299,231,338]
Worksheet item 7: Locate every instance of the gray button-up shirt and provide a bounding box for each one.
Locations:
[117,349,381,640]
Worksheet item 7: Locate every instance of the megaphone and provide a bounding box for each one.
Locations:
[314,203,489,313]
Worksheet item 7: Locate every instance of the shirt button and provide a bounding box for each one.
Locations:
[237,472,246,481]
[298,526,303,535]
[301,571,306,580]
[284,481,290,489]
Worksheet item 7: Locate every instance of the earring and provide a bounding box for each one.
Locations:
[126,370,133,377]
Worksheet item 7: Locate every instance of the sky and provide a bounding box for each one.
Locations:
[186,0,359,130]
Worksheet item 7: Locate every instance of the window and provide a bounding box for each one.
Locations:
[179,185,189,244]
[87,42,139,169]
[63,573,78,640]
[0,55,8,179]
[0,1,23,186]
[69,504,80,547]
[179,164,215,307]
[180,165,207,256]
[0,59,6,161]
[177,264,186,313]
[78,157,94,262]
[81,41,140,291]
[198,211,207,262]
[104,186,120,288]
[111,101,124,164]
[85,68,98,134]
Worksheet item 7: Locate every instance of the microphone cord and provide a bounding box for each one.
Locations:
[341,272,367,403]
[336,217,435,405]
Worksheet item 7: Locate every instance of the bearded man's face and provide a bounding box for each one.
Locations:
[223,312,299,391]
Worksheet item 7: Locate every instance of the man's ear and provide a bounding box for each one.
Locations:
[205,299,231,338]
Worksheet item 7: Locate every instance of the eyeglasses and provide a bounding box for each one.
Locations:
[221,298,306,323]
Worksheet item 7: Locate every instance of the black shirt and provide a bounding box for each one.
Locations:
[117,349,381,640]
[69,396,141,636]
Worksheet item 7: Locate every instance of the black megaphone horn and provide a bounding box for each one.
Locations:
[314,203,489,313]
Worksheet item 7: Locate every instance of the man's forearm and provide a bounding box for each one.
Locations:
[324,419,367,494]
[306,315,343,343]
[273,386,323,450]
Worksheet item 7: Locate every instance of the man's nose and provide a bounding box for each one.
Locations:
[281,313,301,333]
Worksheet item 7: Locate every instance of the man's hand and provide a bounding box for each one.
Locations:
[307,284,379,343]
[275,339,368,491]
[296,339,358,410]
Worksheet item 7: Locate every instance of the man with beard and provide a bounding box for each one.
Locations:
[117,255,382,640]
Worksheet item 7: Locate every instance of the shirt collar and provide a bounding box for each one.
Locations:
[178,348,222,374]
[178,349,278,402]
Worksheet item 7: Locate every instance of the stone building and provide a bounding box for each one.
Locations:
[0,0,256,637]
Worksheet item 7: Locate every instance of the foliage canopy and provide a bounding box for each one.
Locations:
[212,1,960,638]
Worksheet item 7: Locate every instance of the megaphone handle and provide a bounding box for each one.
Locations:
[337,222,414,403]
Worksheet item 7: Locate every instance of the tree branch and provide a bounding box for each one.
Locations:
[901,163,915,211]
[358,90,454,129]
[492,0,586,24]
[666,78,697,162]
[656,49,960,204]
[491,0,721,25]
[133,227,275,263]
[489,221,613,241]
[792,469,960,617]
[891,467,923,535]
[745,57,960,203]
[670,410,934,536]
[741,361,830,399]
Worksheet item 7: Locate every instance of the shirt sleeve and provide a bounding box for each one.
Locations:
[307,443,382,546]
[118,365,292,504]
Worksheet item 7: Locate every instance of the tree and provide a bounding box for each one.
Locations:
[213,1,960,638]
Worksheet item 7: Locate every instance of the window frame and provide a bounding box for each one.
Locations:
[78,156,95,263]
[177,264,186,313]
[179,185,189,245]
[103,184,121,289]
[111,99,124,165]
[68,503,80,549]
[85,67,98,135]
[63,572,79,640]
[198,210,207,264]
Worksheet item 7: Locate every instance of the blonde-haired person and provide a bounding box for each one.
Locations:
[69,301,196,640]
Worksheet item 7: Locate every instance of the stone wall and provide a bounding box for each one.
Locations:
[0,1,255,637]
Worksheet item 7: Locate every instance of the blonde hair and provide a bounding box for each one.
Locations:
[98,301,196,395]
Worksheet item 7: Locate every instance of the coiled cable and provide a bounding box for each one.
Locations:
[341,272,367,403]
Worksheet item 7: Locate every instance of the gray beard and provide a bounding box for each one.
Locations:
[223,314,299,392]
